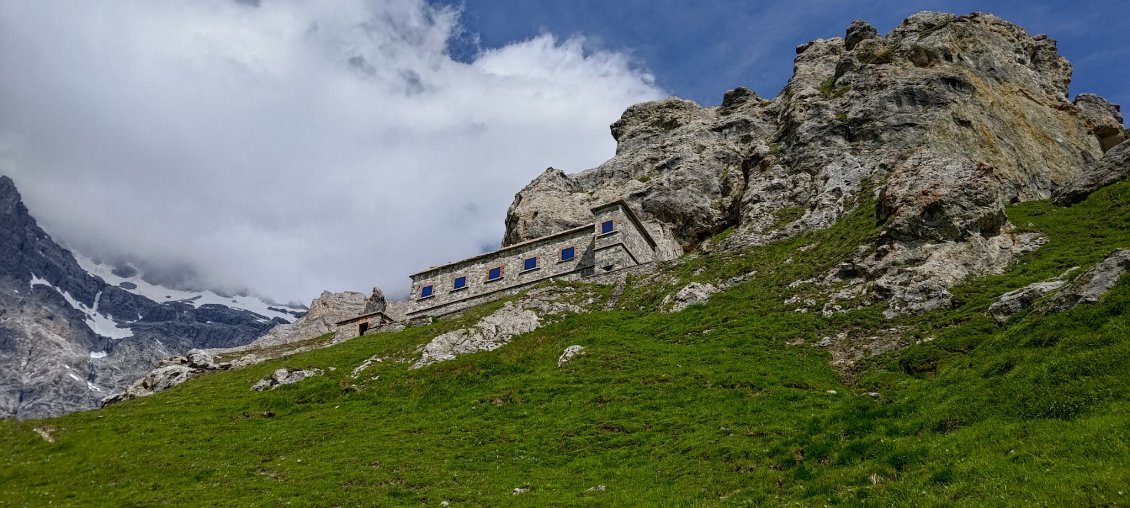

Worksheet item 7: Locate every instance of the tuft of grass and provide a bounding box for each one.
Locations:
[819,76,851,99]
[860,47,895,65]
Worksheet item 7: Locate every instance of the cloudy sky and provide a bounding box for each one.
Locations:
[1,0,1126,305]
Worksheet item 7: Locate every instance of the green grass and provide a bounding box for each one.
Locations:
[819,76,851,99]
[1,182,1128,506]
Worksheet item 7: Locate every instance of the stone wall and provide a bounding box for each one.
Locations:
[592,202,659,274]
[406,201,660,319]
[408,225,595,318]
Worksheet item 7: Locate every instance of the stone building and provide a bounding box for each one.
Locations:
[406,201,659,319]
[334,287,395,338]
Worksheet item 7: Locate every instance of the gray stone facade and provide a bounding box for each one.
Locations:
[407,201,659,319]
[334,311,395,340]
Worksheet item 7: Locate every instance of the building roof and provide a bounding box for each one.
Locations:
[408,200,660,279]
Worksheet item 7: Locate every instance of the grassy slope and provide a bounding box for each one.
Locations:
[1,182,1127,507]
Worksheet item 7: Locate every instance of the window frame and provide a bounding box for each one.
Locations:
[452,276,467,291]
[419,284,434,299]
[600,220,615,235]
[560,246,575,262]
[522,256,539,272]
[487,266,504,282]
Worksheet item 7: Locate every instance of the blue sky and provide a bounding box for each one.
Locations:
[441,0,1130,115]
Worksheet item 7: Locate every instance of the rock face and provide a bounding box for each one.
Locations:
[1073,94,1126,152]
[0,175,281,418]
[503,12,1116,317]
[1053,139,1130,206]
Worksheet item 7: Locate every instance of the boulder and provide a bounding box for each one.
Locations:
[413,286,583,368]
[662,282,720,312]
[988,280,1067,323]
[557,345,585,367]
[1053,139,1130,206]
[185,349,220,370]
[1048,250,1130,311]
[251,368,324,391]
[102,364,195,405]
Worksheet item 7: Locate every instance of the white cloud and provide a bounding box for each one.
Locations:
[0,0,663,303]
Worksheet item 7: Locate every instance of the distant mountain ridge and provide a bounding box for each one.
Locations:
[0,175,303,418]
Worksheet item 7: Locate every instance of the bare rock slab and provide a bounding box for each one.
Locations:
[1048,250,1130,311]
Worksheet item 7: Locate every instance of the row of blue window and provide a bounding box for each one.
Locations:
[417,244,585,299]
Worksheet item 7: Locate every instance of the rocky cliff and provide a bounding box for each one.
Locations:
[0,175,296,418]
[504,12,1124,316]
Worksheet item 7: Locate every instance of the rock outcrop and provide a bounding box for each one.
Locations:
[413,286,583,368]
[1048,250,1130,311]
[503,12,1117,318]
[251,368,323,391]
[101,349,225,405]
[225,291,369,351]
[1053,139,1130,206]
[557,345,585,367]
[661,282,720,312]
[989,280,1067,323]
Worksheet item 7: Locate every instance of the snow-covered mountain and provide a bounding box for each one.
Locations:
[75,255,305,325]
[0,175,301,418]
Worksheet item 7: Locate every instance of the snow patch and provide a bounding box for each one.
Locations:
[67,372,81,382]
[86,381,104,393]
[74,254,302,323]
[89,351,107,359]
[30,273,134,339]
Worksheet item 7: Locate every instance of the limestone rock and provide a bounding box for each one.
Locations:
[1073,93,1126,151]
[662,282,720,312]
[844,20,878,51]
[1053,139,1130,206]
[185,349,221,370]
[877,154,1006,242]
[363,287,387,314]
[1048,250,1130,311]
[989,280,1067,323]
[414,303,540,368]
[557,345,585,367]
[413,286,582,368]
[101,364,194,405]
[251,368,324,391]
[501,12,1108,317]
[212,290,370,354]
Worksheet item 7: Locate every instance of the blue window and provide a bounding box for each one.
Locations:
[420,284,433,298]
[600,220,615,234]
[560,246,575,261]
[453,276,466,290]
[523,256,538,271]
[487,266,502,281]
